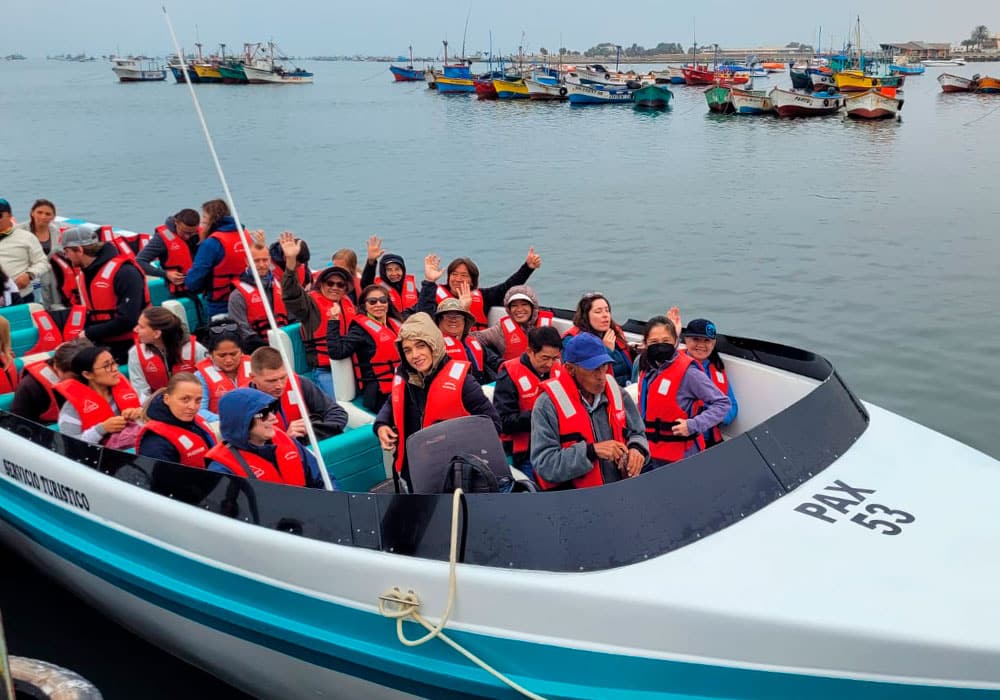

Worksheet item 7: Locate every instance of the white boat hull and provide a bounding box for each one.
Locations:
[524,78,567,100]
[769,87,843,117]
[922,59,966,67]
[730,89,774,114]
[243,65,313,84]
[845,89,901,119]
[938,72,974,92]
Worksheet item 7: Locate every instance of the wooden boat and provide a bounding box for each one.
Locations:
[566,81,632,104]
[389,46,425,82]
[493,77,529,99]
[218,62,248,84]
[653,66,686,84]
[704,85,734,113]
[730,87,774,115]
[769,87,843,117]
[844,87,901,119]
[683,66,750,86]
[524,77,567,100]
[973,75,1000,93]
[191,62,222,82]
[761,61,786,73]
[435,41,474,94]
[424,68,440,89]
[890,63,925,76]
[834,70,903,93]
[110,57,166,83]
[5,216,1000,700]
[631,84,673,109]
[938,73,973,93]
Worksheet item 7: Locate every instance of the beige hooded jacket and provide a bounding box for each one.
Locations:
[397,312,447,388]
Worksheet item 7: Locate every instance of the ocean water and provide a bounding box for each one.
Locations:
[1,57,999,697]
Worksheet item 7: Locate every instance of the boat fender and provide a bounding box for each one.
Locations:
[604,73,611,80]
[823,98,830,107]
[559,86,567,96]
[9,656,103,699]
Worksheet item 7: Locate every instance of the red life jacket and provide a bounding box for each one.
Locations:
[196,356,252,413]
[303,292,355,367]
[638,353,702,463]
[499,310,554,361]
[272,263,308,287]
[390,360,471,474]
[98,225,137,260]
[63,306,87,342]
[435,285,487,329]
[442,335,485,371]
[499,358,561,456]
[26,309,63,355]
[53,377,142,432]
[155,225,195,294]
[0,357,18,395]
[561,325,631,380]
[233,280,289,335]
[684,351,730,447]
[23,360,62,423]
[137,232,152,250]
[375,274,419,312]
[73,254,151,343]
[204,428,306,487]
[138,417,217,468]
[207,229,248,303]
[353,317,401,393]
[275,375,305,430]
[135,337,200,393]
[535,370,625,491]
[51,253,79,307]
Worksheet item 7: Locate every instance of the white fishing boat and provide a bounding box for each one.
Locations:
[938,72,975,93]
[565,80,633,104]
[242,41,313,84]
[110,57,166,83]
[524,77,567,100]
[921,58,966,67]
[729,87,774,115]
[569,64,629,87]
[3,215,1000,699]
[769,87,844,117]
[844,87,902,119]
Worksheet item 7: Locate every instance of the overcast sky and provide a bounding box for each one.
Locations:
[7,0,996,57]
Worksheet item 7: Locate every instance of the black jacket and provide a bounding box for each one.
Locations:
[414,263,535,317]
[137,394,217,464]
[135,216,200,279]
[80,242,147,344]
[492,353,552,440]
[11,364,56,424]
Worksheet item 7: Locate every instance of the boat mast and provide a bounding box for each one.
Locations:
[408,44,413,69]
[443,39,448,66]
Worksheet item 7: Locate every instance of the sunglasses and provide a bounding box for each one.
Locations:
[323,279,348,289]
[209,322,238,334]
[253,408,277,422]
[365,297,389,305]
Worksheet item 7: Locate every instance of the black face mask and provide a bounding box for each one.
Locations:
[645,342,676,367]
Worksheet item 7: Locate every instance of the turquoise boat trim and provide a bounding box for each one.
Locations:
[0,477,995,700]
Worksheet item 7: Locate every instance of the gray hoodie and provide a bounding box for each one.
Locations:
[471,284,541,359]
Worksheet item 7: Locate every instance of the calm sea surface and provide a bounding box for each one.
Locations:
[2,58,1000,697]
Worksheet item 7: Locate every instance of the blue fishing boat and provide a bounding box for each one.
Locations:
[890,63,926,75]
[435,40,474,94]
[389,46,425,82]
[566,80,633,104]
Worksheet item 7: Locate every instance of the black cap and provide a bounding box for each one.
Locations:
[317,265,353,285]
[682,318,717,340]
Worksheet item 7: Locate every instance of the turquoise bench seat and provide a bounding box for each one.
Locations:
[317,426,384,493]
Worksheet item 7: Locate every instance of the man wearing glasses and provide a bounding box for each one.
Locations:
[205,387,331,489]
[277,232,356,398]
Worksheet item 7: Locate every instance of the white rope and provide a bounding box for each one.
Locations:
[161,7,332,490]
[377,489,546,700]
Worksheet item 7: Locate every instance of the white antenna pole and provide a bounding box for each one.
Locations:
[162,6,334,491]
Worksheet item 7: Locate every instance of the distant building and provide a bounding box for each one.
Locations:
[880,42,951,59]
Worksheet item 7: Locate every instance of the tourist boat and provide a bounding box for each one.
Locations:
[921,58,966,66]
[973,75,1000,93]
[492,77,529,99]
[110,57,166,83]
[4,218,1000,699]
[565,81,633,104]
[769,87,844,117]
[844,87,902,119]
[631,84,673,109]
[389,46,425,82]
[938,73,974,93]
[704,85,734,113]
[524,76,567,100]
[729,87,774,115]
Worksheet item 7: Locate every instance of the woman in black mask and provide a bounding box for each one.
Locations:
[635,316,731,471]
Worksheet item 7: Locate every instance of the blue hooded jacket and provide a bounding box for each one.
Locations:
[185,215,239,315]
[207,387,331,489]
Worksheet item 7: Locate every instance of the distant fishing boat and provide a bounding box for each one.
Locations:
[704,85,734,113]
[632,84,673,109]
[890,63,925,75]
[653,66,686,84]
[730,87,774,115]
[243,42,313,84]
[566,81,632,104]
[435,40,474,94]
[389,46,425,82]
[111,57,166,83]
[834,70,903,93]
[973,75,1000,93]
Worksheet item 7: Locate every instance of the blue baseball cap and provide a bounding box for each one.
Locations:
[683,318,717,340]
[563,333,612,370]
[0,199,11,215]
